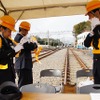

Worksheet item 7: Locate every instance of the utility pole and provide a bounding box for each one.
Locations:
[47,30,50,48]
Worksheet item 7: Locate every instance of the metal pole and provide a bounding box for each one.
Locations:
[47,30,50,48]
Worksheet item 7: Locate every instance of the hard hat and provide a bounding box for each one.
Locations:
[0,15,16,32]
[19,21,30,31]
[86,0,100,15]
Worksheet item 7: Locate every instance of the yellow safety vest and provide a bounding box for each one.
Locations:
[92,39,100,54]
[0,37,2,48]
[0,64,8,69]
[0,37,8,69]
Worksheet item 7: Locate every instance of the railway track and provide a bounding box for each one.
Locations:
[31,47,92,93]
[32,48,60,63]
[63,47,92,93]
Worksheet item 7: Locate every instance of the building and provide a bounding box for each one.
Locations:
[76,32,89,49]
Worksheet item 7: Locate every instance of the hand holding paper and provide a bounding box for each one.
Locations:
[14,43,23,52]
[20,36,29,45]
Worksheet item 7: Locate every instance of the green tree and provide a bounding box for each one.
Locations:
[73,21,91,35]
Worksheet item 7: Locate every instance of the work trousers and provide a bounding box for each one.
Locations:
[93,58,100,84]
[0,68,15,85]
[16,69,33,88]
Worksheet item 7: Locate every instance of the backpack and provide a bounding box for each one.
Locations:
[0,81,22,100]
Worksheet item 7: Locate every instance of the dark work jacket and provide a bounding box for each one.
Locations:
[14,33,37,69]
[0,35,15,67]
[84,33,100,79]
[0,35,15,84]
[84,33,100,59]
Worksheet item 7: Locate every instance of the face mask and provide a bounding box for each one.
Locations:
[90,17,100,30]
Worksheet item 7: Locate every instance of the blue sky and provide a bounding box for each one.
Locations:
[13,14,89,43]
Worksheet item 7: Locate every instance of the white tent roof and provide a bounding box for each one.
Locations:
[0,0,90,20]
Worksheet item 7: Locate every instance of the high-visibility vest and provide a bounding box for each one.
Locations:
[91,39,100,54]
[0,37,2,48]
[0,64,8,69]
[0,37,8,69]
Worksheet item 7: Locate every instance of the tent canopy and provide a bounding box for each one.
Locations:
[0,0,90,20]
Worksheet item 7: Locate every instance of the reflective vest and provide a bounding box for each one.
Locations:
[0,37,2,48]
[92,39,100,54]
[0,37,8,69]
[0,64,8,69]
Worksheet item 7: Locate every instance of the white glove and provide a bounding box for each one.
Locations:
[20,36,29,45]
[14,43,23,53]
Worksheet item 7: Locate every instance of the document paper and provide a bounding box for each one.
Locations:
[90,93,100,100]
[14,43,23,52]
